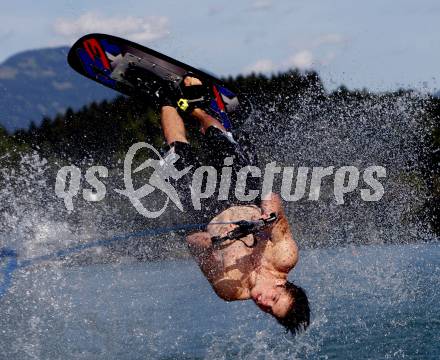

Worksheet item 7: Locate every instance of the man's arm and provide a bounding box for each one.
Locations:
[186,231,212,257]
[187,231,250,301]
[260,193,299,272]
[186,231,222,281]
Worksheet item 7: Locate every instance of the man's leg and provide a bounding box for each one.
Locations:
[161,105,188,144]
[160,78,260,207]
[188,107,255,165]
[191,108,226,134]
[159,105,201,213]
[188,108,261,206]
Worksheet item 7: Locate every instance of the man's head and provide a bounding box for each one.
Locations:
[250,279,310,334]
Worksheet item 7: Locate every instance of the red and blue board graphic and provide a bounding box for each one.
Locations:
[211,85,236,130]
[76,38,120,87]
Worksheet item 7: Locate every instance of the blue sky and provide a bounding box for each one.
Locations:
[1,0,439,92]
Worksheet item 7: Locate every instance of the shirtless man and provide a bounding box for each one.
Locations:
[158,76,310,334]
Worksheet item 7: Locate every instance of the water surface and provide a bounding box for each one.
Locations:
[0,242,439,359]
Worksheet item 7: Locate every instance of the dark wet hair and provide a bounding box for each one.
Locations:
[276,281,310,334]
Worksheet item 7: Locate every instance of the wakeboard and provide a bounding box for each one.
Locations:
[67,33,250,130]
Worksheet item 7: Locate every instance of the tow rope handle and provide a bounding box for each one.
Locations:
[211,213,278,248]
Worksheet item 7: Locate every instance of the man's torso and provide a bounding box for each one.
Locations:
[203,205,279,300]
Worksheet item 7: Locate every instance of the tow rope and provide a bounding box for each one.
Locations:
[0,213,277,299]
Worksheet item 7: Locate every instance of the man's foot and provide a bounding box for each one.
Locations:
[176,74,210,114]
[180,75,227,134]
[155,81,178,109]
[183,75,203,87]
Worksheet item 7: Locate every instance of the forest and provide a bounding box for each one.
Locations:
[0,69,438,241]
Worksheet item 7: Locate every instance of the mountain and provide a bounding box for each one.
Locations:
[0,47,117,131]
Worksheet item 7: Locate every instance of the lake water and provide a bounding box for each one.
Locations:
[0,242,439,359]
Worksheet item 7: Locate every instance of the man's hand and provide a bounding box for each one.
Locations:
[260,192,284,220]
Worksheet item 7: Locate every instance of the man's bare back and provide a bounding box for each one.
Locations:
[186,195,299,308]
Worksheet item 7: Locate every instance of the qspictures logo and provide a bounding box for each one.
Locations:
[55,142,386,218]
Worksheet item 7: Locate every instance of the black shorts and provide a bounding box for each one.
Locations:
[168,126,260,219]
